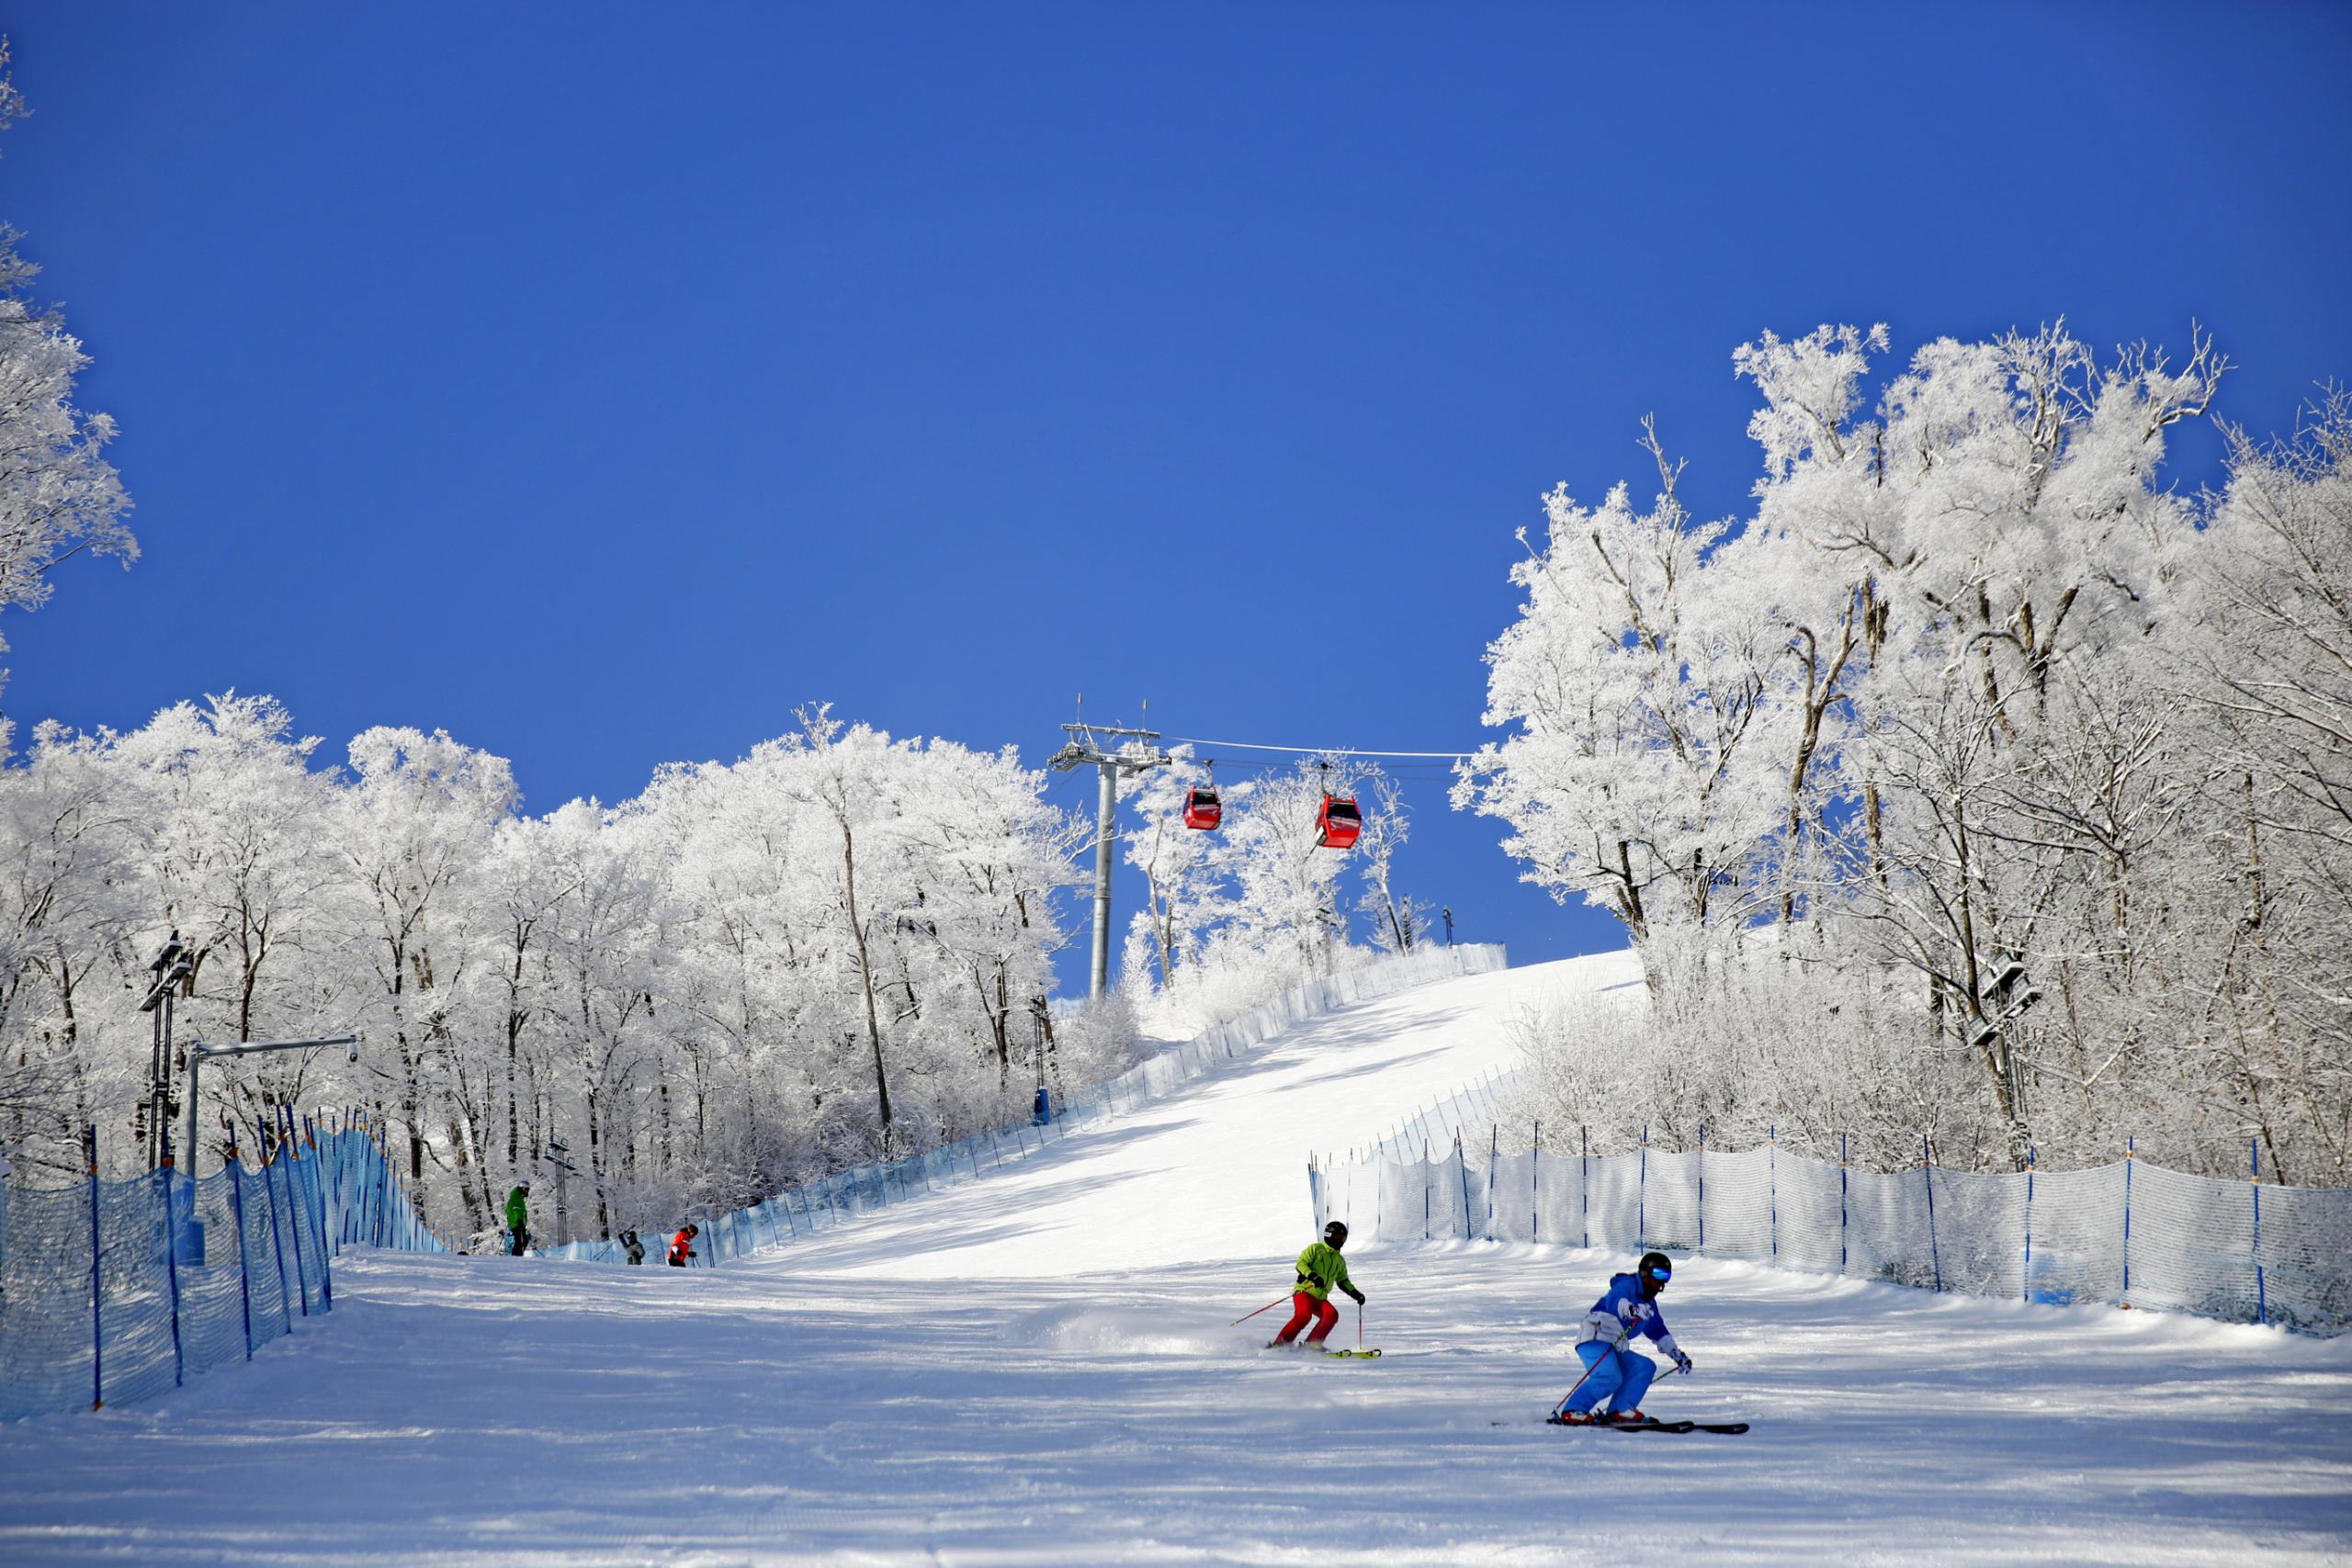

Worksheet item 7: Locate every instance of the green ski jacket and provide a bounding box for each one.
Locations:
[505,1186,529,1232]
[1293,1241,1356,1303]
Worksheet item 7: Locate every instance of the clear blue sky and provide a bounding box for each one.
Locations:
[6,3,2349,990]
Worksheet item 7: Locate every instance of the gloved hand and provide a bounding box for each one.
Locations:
[1671,1349,1693,1374]
[1346,1287,1366,1304]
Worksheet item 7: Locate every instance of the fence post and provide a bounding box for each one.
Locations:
[158,1165,185,1388]
[2021,1145,2035,1302]
[1769,1124,1779,1263]
[1486,1124,1498,1241]
[302,1114,332,1309]
[85,1126,103,1411]
[1921,1134,1941,1292]
[1839,1133,1849,1276]
[1532,1120,1541,1245]
[2121,1134,2134,1306]
[226,1139,254,1359]
[1580,1126,1589,1250]
[2251,1139,2267,1328]
[1697,1122,1707,1255]
[1637,1125,1648,1252]
[1456,1133,1472,1241]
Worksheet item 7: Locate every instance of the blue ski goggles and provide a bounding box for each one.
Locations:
[1645,1263,1671,1284]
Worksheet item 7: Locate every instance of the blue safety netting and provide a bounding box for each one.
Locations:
[0,1122,444,1422]
[1316,1131,2352,1335]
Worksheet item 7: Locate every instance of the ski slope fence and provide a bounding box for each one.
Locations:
[1313,1130,2352,1336]
[1370,1066,1518,1165]
[0,1120,442,1422]
[538,943,1510,1268]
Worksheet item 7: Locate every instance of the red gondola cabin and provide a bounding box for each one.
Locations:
[1316,794,1363,850]
[1182,787,1222,831]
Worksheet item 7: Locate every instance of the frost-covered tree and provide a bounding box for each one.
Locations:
[1478,318,2348,1181]
[1455,421,1783,984]
[0,46,134,691]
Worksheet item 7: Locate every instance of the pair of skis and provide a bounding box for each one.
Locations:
[1544,1413,1747,1435]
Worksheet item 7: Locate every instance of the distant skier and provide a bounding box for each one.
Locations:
[504,1179,532,1257]
[668,1223,699,1267]
[1271,1220,1366,1347]
[1555,1251,1691,1426]
[620,1229,645,1265]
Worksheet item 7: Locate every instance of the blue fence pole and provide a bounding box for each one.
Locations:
[1637,1125,1648,1252]
[227,1142,254,1359]
[158,1164,185,1388]
[302,1115,332,1309]
[281,1112,311,1316]
[1839,1133,1849,1276]
[1486,1123,1498,1241]
[2021,1145,2035,1301]
[1769,1124,1779,1263]
[1580,1126,1589,1250]
[2252,1138,2267,1327]
[85,1127,103,1411]
[2121,1134,2134,1306]
[1922,1134,1941,1292]
[1456,1134,1472,1241]
[1697,1122,1707,1254]
[1532,1120,1541,1244]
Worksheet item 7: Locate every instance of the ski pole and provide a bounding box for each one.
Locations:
[1231,1295,1291,1326]
[1550,1337,1623,1418]
[1357,1301,1364,1349]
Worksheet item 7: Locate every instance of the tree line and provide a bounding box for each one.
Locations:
[1463,323,2351,1185]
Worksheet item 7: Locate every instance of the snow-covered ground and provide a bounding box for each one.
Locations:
[4,953,2347,1566]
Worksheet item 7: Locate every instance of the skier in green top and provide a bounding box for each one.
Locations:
[1272,1220,1365,1346]
[504,1179,531,1256]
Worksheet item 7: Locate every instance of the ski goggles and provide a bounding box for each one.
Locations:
[1645,1263,1672,1284]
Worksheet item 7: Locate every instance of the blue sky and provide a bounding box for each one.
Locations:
[5,2,2350,990]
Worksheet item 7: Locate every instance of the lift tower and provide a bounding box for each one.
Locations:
[1046,720,1170,999]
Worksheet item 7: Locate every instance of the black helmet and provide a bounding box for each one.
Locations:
[1324,1220,1349,1247]
[1637,1251,1672,1298]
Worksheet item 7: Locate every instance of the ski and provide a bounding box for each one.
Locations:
[1537,1415,1748,1434]
[1320,1348,1382,1359]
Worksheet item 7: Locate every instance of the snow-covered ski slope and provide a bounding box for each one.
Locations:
[4,953,2347,1566]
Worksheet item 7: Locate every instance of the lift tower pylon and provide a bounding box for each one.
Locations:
[1046,718,1170,1000]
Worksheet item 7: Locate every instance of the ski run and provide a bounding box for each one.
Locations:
[3,953,2346,1565]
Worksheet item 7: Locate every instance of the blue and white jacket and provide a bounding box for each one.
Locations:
[1576,1271,1681,1359]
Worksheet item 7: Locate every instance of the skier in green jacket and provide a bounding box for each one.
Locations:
[504,1180,531,1256]
[1272,1221,1365,1346]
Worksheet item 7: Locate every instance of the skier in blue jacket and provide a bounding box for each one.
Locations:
[1556,1251,1691,1426]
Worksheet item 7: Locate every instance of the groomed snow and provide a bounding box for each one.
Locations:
[3,953,2346,1565]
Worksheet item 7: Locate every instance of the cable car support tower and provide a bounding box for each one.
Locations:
[1047,718,1170,999]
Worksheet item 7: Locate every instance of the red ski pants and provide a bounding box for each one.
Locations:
[1274,1292,1340,1344]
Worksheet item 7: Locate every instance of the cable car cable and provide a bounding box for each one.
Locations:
[1163,737,1476,761]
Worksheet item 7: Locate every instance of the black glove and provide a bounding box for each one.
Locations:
[1345,1287,1366,1304]
[1671,1349,1693,1374]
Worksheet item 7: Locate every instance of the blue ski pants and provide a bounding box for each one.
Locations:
[1565,1341,1657,1415]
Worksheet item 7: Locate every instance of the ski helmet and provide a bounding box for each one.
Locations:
[1324,1220,1350,1247]
[1637,1251,1672,1298]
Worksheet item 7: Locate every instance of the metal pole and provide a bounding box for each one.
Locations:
[183,1047,202,1183]
[1091,761,1117,999]
[227,1137,254,1359]
[85,1126,103,1410]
